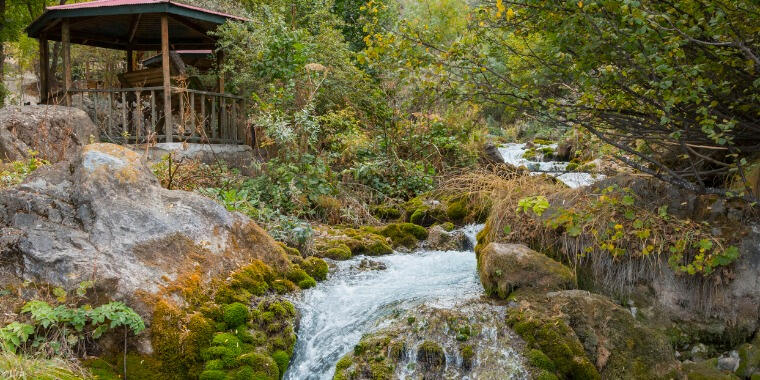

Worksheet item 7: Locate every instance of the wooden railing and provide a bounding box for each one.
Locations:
[68,87,248,145]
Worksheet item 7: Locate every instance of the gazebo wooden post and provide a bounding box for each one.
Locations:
[217,51,224,94]
[61,19,72,106]
[38,36,49,104]
[126,49,133,72]
[161,14,172,143]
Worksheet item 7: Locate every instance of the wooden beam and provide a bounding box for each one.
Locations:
[61,19,71,106]
[39,37,49,104]
[128,14,142,44]
[217,51,224,94]
[161,14,172,143]
[167,14,216,41]
[126,50,134,72]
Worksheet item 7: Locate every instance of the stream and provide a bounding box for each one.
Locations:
[498,142,604,188]
[284,143,602,379]
[284,226,485,379]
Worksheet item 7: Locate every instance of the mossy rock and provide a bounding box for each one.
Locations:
[149,260,299,380]
[683,360,741,380]
[527,349,556,372]
[371,205,402,221]
[508,289,679,380]
[478,243,575,299]
[507,307,600,380]
[409,205,447,227]
[377,223,428,249]
[285,266,317,289]
[417,341,446,373]
[314,227,393,259]
[333,335,401,380]
[301,257,329,281]
[737,342,760,378]
[460,344,475,370]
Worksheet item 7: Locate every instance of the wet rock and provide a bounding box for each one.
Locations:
[0,143,289,325]
[480,142,505,166]
[555,140,574,161]
[478,243,575,298]
[425,225,468,251]
[0,105,98,162]
[333,300,528,379]
[356,259,387,271]
[417,340,446,378]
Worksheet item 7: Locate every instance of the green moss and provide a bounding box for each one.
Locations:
[371,205,402,221]
[277,242,301,257]
[507,309,599,380]
[446,199,468,222]
[301,257,328,281]
[85,354,164,380]
[737,342,760,378]
[460,344,475,370]
[271,350,290,378]
[536,370,560,380]
[378,223,429,249]
[441,222,455,231]
[365,241,393,256]
[324,245,352,260]
[297,277,317,289]
[527,349,555,371]
[199,369,227,380]
[566,162,579,171]
[236,353,279,380]
[223,302,250,328]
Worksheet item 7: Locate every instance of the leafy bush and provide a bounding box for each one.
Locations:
[0,283,144,358]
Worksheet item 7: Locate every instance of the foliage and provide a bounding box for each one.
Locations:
[0,283,144,357]
[514,185,740,276]
[364,0,760,201]
[0,152,49,189]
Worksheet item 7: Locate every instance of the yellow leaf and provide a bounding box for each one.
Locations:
[578,1,583,8]
[506,8,515,20]
[496,0,505,17]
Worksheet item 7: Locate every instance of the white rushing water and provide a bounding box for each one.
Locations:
[284,225,485,380]
[498,142,604,188]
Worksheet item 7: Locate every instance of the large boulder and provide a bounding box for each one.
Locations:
[0,143,288,319]
[478,243,575,298]
[0,105,98,162]
[507,290,680,379]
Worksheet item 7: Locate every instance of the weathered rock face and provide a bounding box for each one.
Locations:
[424,225,468,251]
[0,143,288,320]
[478,243,575,298]
[0,105,98,162]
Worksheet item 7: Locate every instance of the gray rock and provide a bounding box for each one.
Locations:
[0,143,289,322]
[425,225,467,251]
[481,142,504,166]
[0,105,98,162]
[717,350,740,372]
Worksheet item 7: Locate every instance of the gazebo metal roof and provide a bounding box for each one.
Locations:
[26,0,246,51]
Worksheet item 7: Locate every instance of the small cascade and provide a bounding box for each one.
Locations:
[284,224,526,379]
[498,142,604,188]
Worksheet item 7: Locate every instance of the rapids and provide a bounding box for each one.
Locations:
[284,226,487,379]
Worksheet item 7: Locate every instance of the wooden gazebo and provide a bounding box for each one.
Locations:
[26,0,249,145]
